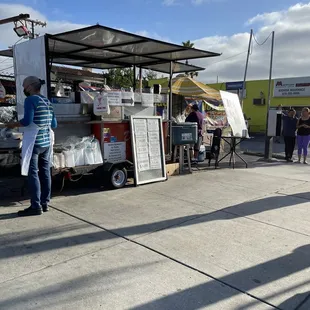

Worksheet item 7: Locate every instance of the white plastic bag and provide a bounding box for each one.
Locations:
[74,148,85,166]
[53,153,65,169]
[84,147,95,165]
[93,140,103,164]
[64,150,75,168]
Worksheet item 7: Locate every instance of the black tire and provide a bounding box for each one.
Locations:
[108,167,128,189]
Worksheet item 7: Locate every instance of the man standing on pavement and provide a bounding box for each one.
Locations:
[275,105,283,143]
[5,76,57,216]
[282,108,297,162]
[185,103,204,162]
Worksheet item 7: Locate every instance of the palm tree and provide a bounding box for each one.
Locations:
[182,40,198,78]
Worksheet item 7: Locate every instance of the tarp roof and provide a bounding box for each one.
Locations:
[0,24,221,74]
[161,76,222,101]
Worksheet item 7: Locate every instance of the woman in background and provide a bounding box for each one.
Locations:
[296,107,310,164]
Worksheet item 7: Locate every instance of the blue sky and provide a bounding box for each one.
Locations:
[1,1,310,82]
[6,0,306,42]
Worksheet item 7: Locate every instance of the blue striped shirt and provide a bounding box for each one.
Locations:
[20,95,57,147]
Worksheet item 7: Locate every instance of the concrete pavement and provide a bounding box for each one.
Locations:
[1,157,310,309]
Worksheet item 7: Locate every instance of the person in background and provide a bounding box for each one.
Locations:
[275,105,282,143]
[185,103,204,162]
[5,76,57,216]
[296,107,310,164]
[282,108,297,162]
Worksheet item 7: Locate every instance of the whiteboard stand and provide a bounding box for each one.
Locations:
[130,116,167,185]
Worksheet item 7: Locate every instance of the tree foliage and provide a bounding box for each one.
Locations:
[104,68,158,89]
[182,40,198,78]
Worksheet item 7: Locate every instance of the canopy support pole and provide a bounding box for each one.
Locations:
[168,61,173,157]
[133,65,136,91]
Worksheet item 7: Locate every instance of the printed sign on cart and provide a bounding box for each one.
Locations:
[121,91,135,106]
[103,142,126,163]
[93,93,110,115]
[141,93,154,107]
[273,77,310,97]
[220,91,248,137]
[105,92,122,106]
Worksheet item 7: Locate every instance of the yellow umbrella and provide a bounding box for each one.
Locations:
[161,76,222,101]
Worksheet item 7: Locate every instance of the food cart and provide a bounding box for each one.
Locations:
[0,24,220,190]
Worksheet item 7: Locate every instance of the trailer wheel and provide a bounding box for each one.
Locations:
[109,167,128,189]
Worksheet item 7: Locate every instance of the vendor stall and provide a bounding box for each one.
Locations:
[0,24,220,190]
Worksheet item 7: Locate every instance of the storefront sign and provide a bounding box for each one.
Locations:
[220,90,248,137]
[226,81,244,90]
[103,142,126,163]
[273,77,310,97]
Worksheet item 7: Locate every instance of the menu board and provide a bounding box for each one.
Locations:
[130,116,166,185]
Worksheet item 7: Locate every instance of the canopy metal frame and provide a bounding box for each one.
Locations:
[0,24,221,157]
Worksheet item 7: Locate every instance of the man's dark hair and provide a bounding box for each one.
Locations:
[289,108,295,112]
[192,104,199,111]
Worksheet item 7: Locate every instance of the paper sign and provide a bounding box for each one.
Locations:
[149,156,161,170]
[147,119,159,131]
[138,160,150,172]
[220,90,248,137]
[122,91,134,106]
[104,142,126,163]
[94,93,110,115]
[148,131,160,141]
[105,91,122,106]
[149,146,160,157]
[141,93,154,107]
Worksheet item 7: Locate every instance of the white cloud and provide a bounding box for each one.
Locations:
[1,2,310,85]
[191,2,310,83]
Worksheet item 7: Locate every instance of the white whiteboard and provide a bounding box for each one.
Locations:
[13,36,48,120]
[130,116,166,185]
[220,90,248,137]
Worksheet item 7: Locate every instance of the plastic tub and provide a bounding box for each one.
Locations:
[172,122,198,145]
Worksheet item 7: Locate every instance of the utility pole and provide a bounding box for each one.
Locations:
[264,31,275,160]
[239,29,253,109]
[26,18,46,39]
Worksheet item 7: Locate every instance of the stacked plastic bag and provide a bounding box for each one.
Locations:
[53,135,103,169]
[0,127,22,149]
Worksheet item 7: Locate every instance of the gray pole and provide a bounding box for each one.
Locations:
[168,61,173,157]
[240,29,253,109]
[31,21,35,39]
[264,31,275,160]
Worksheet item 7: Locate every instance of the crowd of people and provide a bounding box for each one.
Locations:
[282,107,310,163]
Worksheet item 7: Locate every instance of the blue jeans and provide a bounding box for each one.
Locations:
[28,146,51,209]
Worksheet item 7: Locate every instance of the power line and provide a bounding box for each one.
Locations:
[207,51,248,67]
[253,32,272,46]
